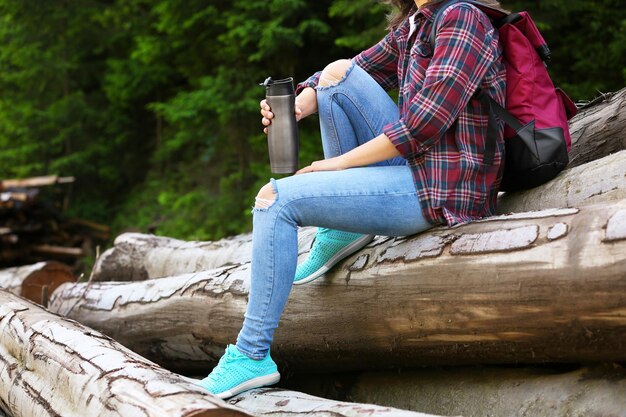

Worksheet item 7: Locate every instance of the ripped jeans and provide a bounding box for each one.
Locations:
[236,62,434,359]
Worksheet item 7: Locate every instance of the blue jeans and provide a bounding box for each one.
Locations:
[236,63,433,359]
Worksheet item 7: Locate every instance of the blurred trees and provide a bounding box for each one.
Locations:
[0,0,624,242]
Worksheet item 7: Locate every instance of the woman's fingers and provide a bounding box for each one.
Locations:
[260,99,273,134]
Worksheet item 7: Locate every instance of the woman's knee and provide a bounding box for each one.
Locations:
[319,59,352,87]
[255,182,277,209]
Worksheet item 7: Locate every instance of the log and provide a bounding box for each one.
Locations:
[285,364,626,417]
[91,227,317,282]
[48,200,626,373]
[0,290,248,417]
[568,88,626,168]
[228,388,455,417]
[0,261,74,306]
[92,149,626,284]
[497,149,626,214]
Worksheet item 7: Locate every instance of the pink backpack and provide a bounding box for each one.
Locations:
[430,0,578,191]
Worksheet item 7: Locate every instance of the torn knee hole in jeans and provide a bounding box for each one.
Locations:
[254,182,277,209]
[254,197,274,209]
[318,59,352,87]
[319,72,344,87]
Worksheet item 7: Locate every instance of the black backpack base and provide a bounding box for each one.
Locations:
[501,122,569,192]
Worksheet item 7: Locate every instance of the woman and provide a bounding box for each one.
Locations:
[198,0,507,399]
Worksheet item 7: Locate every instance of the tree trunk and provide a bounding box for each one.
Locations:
[283,364,626,417]
[48,200,626,373]
[0,290,248,417]
[0,261,74,306]
[568,88,626,168]
[497,149,626,214]
[228,389,455,417]
[91,149,626,284]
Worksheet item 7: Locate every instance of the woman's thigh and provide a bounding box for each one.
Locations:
[316,63,405,166]
[271,166,431,237]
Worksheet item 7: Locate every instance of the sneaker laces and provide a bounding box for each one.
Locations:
[210,346,238,380]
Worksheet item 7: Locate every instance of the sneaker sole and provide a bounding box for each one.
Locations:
[215,371,280,399]
[293,234,375,286]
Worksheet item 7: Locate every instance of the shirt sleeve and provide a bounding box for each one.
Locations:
[384,4,498,160]
[296,30,400,95]
[296,71,321,95]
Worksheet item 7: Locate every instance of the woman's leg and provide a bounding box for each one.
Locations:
[237,165,432,360]
[295,60,406,285]
[316,60,406,166]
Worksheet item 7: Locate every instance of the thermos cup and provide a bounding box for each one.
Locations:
[262,77,299,174]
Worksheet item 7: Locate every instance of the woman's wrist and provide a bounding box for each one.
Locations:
[296,87,318,119]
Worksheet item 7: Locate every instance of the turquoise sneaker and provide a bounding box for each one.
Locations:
[196,345,280,399]
[294,228,374,285]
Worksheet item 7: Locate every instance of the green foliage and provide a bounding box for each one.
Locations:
[0,0,624,243]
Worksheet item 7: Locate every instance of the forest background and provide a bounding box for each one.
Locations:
[0,0,624,243]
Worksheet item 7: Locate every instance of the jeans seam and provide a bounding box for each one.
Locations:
[327,94,343,156]
[334,91,379,139]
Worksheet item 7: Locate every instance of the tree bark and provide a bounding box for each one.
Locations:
[568,88,626,168]
[48,200,626,373]
[0,261,74,306]
[228,389,455,417]
[0,290,248,417]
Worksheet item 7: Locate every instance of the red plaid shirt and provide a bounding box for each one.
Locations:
[298,3,506,226]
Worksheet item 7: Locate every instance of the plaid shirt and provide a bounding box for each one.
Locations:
[298,3,506,226]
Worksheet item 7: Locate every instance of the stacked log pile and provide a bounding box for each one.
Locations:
[2,89,626,416]
[0,175,109,268]
[0,291,452,417]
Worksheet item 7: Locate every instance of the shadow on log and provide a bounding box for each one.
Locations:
[0,290,248,417]
[283,363,626,417]
[49,200,626,373]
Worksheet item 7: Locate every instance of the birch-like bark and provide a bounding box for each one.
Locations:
[90,226,316,282]
[0,290,248,417]
[228,389,456,417]
[49,200,626,373]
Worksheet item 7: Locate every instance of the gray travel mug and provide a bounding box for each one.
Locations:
[262,77,299,174]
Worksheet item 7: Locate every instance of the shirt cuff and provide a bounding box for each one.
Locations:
[383,119,425,160]
[296,71,321,95]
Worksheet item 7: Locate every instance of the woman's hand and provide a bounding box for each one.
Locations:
[260,87,317,134]
[295,156,347,175]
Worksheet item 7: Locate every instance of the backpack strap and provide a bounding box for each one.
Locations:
[428,0,508,54]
